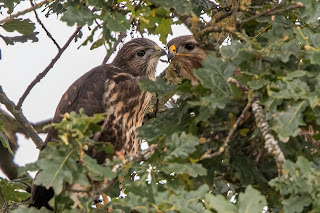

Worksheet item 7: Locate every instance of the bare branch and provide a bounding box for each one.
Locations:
[239,3,303,25]
[17,26,82,109]
[201,101,251,160]
[29,0,61,50]
[0,86,43,149]
[102,31,126,64]
[0,108,51,134]
[0,0,49,24]
[198,25,247,41]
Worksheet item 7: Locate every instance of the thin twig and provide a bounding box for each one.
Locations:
[201,101,251,160]
[0,86,43,149]
[17,26,82,108]
[212,10,233,24]
[102,31,126,64]
[0,0,49,24]
[239,3,303,25]
[232,0,240,29]
[29,0,61,50]
[199,25,248,42]
[227,77,250,92]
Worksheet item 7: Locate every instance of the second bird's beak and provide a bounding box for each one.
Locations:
[155,46,167,57]
[167,50,175,61]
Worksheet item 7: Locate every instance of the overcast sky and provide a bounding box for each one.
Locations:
[0,3,190,178]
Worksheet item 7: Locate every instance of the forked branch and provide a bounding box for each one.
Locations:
[17,27,82,108]
[0,86,43,149]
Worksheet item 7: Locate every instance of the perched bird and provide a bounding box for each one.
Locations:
[166,35,206,85]
[30,38,166,209]
[145,36,206,120]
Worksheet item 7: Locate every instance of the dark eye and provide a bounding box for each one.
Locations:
[185,43,195,50]
[137,50,146,57]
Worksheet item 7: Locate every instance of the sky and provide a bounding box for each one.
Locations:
[0,2,190,179]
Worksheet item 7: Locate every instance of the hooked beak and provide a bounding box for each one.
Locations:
[167,50,175,61]
[155,46,167,57]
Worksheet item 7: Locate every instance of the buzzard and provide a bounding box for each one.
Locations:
[30,38,166,209]
[167,35,206,85]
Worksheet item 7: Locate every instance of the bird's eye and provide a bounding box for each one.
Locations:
[185,43,195,50]
[137,50,146,57]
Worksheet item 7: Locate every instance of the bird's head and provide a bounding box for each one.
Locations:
[166,35,206,63]
[166,35,206,85]
[112,38,166,79]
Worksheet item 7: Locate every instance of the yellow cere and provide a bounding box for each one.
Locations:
[169,45,176,53]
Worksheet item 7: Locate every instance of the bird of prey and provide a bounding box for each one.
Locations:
[144,36,206,120]
[30,38,166,209]
[166,35,206,85]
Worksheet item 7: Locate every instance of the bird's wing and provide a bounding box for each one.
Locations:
[45,64,133,143]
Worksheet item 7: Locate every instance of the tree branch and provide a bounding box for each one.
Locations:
[0,108,51,135]
[17,26,82,109]
[0,0,49,24]
[201,101,251,160]
[0,86,43,149]
[239,3,303,25]
[101,31,126,64]
[29,0,61,50]
[227,77,250,92]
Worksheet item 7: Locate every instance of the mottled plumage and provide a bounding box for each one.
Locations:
[30,38,166,209]
[167,35,206,85]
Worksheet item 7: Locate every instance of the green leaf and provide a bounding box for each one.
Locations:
[0,0,24,13]
[269,156,320,213]
[165,132,198,161]
[139,77,176,96]
[298,0,320,24]
[204,194,237,213]
[220,41,251,66]
[247,79,270,90]
[238,185,267,213]
[194,54,235,97]
[266,38,300,63]
[0,178,30,202]
[310,51,320,66]
[282,195,312,213]
[0,132,13,155]
[105,13,130,32]
[269,78,310,100]
[149,0,191,14]
[189,95,230,113]
[162,163,207,177]
[12,206,52,213]
[154,18,173,44]
[1,32,39,45]
[34,147,75,195]
[1,18,35,35]
[83,154,116,181]
[61,6,94,26]
[272,100,308,140]
[90,37,104,50]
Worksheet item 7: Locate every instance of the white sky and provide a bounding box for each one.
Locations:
[0,2,190,179]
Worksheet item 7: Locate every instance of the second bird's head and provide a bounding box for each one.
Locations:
[166,35,206,63]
